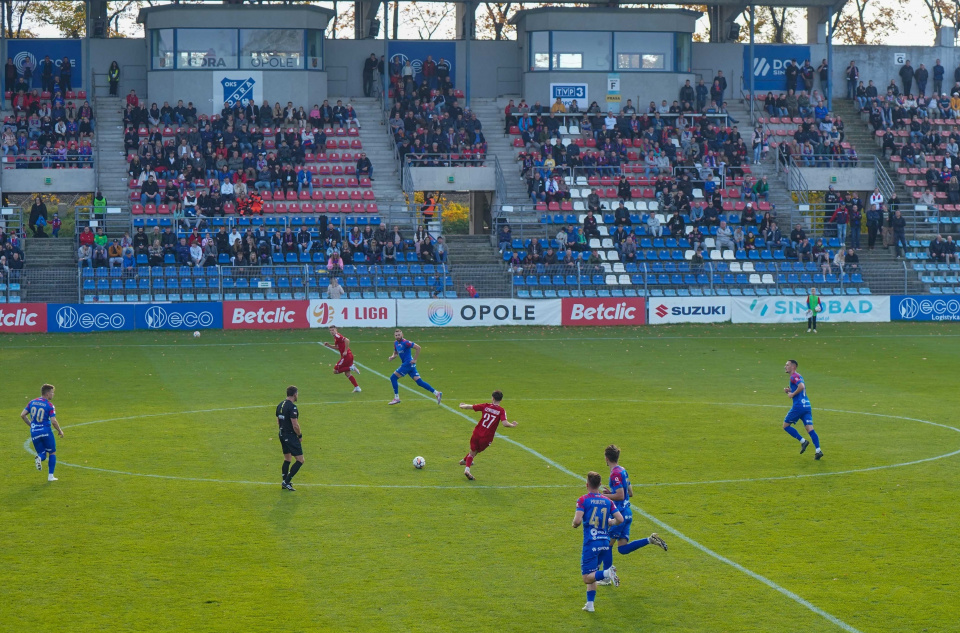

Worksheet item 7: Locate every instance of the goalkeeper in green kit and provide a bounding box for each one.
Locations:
[806,288,823,333]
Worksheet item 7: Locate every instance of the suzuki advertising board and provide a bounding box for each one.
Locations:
[47,304,135,333]
[308,300,396,328]
[732,296,890,324]
[223,300,309,330]
[0,303,47,333]
[742,45,811,91]
[649,298,732,324]
[561,298,646,326]
[136,303,223,331]
[891,295,960,321]
[397,299,561,327]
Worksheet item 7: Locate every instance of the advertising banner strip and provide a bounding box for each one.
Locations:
[731,297,890,324]
[561,297,646,326]
[396,299,562,327]
[648,297,732,324]
[47,304,136,333]
[223,300,310,330]
[136,303,224,331]
[307,299,397,328]
[0,303,48,333]
[890,295,960,321]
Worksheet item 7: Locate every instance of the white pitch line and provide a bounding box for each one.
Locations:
[319,344,866,633]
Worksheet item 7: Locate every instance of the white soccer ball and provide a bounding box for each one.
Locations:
[413,456,425,469]
[193,331,201,338]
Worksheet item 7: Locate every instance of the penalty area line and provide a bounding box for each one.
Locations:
[320,344,865,633]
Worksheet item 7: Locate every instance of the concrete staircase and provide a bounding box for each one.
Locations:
[442,234,511,297]
[94,95,133,237]
[469,98,530,206]
[22,239,78,302]
[349,97,406,204]
[853,251,924,294]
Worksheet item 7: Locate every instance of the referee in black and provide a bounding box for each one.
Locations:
[277,385,305,491]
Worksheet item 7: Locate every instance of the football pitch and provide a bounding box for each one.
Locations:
[2,323,960,633]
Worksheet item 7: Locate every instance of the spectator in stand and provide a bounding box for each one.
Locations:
[327,250,344,274]
[92,243,108,268]
[915,64,929,97]
[60,57,72,93]
[844,247,860,270]
[140,175,161,206]
[107,61,120,96]
[713,70,727,105]
[866,202,882,250]
[752,176,769,202]
[362,53,378,98]
[435,236,448,264]
[899,60,914,96]
[716,220,734,251]
[4,57,15,105]
[945,235,959,264]
[583,210,601,239]
[796,237,813,263]
[356,152,374,181]
[78,243,93,267]
[39,56,54,94]
[647,212,662,237]
[790,223,807,250]
[813,238,830,273]
[845,60,859,99]
[28,195,49,237]
[829,203,849,246]
[108,239,123,267]
[695,79,708,112]
[133,226,149,256]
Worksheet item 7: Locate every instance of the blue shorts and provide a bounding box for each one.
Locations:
[784,408,813,425]
[32,433,56,456]
[608,512,632,541]
[580,540,610,575]
[394,364,420,378]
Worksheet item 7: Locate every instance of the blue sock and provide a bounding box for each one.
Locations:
[49,454,56,474]
[618,538,649,554]
[808,429,821,450]
[784,426,803,442]
[600,546,613,571]
[390,374,399,396]
[415,378,435,394]
[40,451,47,462]
[586,589,596,603]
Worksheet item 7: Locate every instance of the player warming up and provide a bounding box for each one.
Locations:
[596,444,667,585]
[458,391,518,480]
[277,385,306,491]
[783,359,823,460]
[323,325,361,392]
[21,383,63,482]
[386,329,442,405]
[573,471,624,613]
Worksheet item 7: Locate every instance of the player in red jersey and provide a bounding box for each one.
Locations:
[323,325,361,392]
[458,390,517,480]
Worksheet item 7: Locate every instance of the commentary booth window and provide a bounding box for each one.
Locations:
[177,29,238,69]
[241,29,303,70]
[152,29,174,69]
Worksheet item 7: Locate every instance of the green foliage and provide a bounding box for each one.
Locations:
[2,324,960,631]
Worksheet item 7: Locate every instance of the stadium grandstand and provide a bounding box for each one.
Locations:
[0,0,957,306]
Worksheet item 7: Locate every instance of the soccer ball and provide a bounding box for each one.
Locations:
[413,456,425,469]
[193,331,201,338]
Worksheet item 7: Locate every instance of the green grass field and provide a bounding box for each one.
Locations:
[2,323,960,632]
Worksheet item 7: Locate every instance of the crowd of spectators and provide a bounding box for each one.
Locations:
[0,224,26,280]
[124,94,372,223]
[87,221,448,271]
[390,92,486,166]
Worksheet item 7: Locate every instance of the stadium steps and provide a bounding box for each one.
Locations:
[853,250,925,295]
[93,95,134,232]
[348,97,406,203]
[469,98,532,206]
[22,239,79,302]
[442,234,511,297]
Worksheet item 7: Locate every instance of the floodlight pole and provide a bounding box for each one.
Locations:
[749,5,755,123]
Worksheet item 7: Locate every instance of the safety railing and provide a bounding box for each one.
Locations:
[403,154,489,168]
[2,155,94,169]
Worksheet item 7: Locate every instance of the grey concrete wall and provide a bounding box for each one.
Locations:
[140,5,332,30]
[325,39,389,99]
[514,8,700,33]
[409,166,496,191]
[522,72,695,113]
[794,167,876,191]
[691,43,743,96]
[2,169,95,193]
[88,38,148,99]
[147,71,328,115]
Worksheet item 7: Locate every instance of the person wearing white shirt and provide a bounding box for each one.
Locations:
[604,112,617,132]
[869,188,883,210]
[220,179,234,201]
[658,100,670,114]
[228,228,242,247]
[189,243,203,267]
[647,213,662,237]
[327,277,345,299]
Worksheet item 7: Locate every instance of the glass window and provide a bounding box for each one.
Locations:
[676,32,692,73]
[151,29,174,70]
[551,31,611,71]
[176,29,238,70]
[241,29,304,70]
[614,32,673,72]
[529,31,549,71]
[306,30,323,70]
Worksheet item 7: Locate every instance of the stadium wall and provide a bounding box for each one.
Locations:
[1,168,96,193]
[793,167,877,191]
[15,296,960,334]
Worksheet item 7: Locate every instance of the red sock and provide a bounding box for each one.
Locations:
[348,375,358,387]
[465,454,474,467]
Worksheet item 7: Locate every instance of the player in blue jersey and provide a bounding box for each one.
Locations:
[386,329,442,406]
[783,359,823,459]
[20,384,63,482]
[596,444,667,585]
[573,471,624,612]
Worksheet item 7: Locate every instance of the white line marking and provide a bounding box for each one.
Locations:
[321,345,868,632]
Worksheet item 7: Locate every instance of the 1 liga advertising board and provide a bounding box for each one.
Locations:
[397,299,561,327]
[307,300,396,328]
[648,298,732,324]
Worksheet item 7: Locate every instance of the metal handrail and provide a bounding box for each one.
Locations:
[91,66,100,192]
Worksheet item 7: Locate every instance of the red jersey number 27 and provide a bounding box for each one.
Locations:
[480,412,498,428]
